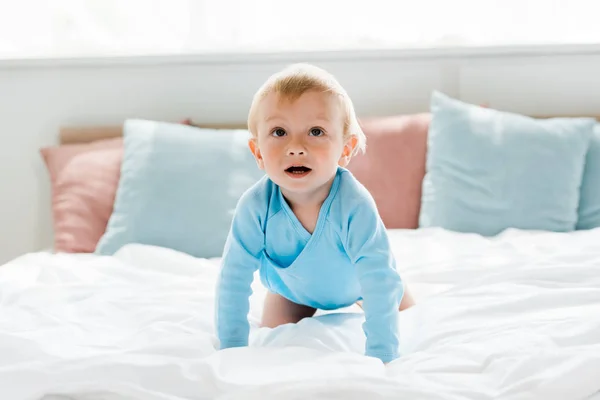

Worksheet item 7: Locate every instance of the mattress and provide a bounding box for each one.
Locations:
[1,227,599,399]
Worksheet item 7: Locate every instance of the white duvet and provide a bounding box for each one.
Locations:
[1,228,600,400]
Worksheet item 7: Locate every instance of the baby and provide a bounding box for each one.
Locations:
[215,63,414,364]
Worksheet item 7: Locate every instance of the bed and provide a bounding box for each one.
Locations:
[4,98,600,399]
[2,228,600,399]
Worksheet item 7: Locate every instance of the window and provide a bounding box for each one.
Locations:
[1,0,599,60]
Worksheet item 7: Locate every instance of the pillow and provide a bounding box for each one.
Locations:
[347,114,430,229]
[41,119,220,253]
[95,119,263,258]
[577,123,600,229]
[41,138,123,253]
[419,91,594,236]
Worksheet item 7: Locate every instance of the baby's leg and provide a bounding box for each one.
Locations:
[398,284,416,311]
[261,291,317,328]
[356,282,416,311]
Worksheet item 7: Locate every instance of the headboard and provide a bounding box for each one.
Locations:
[58,115,600,145]
[59,123,248,145]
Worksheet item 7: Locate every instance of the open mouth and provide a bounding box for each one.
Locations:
[285,165,312,177]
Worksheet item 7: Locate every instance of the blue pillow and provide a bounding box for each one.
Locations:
[419,91,594,236]
[95,119,263,258]
[577,124,600,229]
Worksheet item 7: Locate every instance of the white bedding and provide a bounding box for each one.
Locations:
[1,227,600,400]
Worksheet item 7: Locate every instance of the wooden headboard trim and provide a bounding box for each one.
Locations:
[59,123,248,145]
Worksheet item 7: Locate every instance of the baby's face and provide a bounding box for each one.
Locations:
[251,90,354,197]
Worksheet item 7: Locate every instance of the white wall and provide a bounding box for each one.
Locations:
[1,46,600,264]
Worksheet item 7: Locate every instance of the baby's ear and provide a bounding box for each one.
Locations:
[248,138,265,170]
[339,136,358,167]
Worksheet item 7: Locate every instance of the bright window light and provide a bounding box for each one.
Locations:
[0,0,599,59]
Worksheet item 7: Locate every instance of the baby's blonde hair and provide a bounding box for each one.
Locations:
[247,63,366,155]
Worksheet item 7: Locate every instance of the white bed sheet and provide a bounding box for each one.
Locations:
[1,227,599,400]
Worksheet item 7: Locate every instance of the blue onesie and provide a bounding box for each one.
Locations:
[215,166,404,363]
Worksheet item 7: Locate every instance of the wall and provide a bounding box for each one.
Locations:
[1,45,600,264]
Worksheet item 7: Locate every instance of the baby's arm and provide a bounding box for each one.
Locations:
[345,200,404,363]
[215,191,264,349]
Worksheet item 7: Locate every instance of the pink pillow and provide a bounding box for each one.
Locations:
[348,113,430,229]
[40,138,123,253]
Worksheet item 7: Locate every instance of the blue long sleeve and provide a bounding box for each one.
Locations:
[215,190,264,349]
[214,168,404,364]
[345,199,403,363]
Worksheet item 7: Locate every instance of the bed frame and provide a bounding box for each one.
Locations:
[59,123,248,145]
[58,116,600,145]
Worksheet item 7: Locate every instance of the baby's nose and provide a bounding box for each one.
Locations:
[287,139,306,156]
[287,148,305,156]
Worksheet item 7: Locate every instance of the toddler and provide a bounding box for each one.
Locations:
[215,63,414,363]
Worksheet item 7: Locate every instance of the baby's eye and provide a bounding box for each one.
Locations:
[271,128,286,137]
[309,128,324,137]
